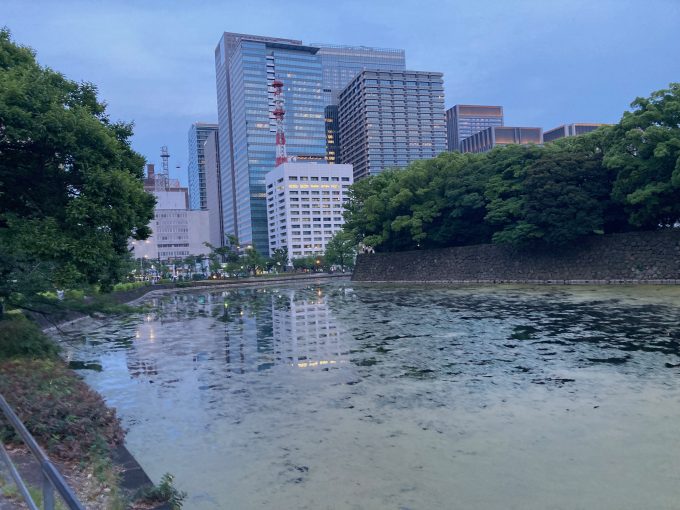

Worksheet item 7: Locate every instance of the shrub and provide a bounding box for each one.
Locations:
[112,281,148,292]
[135,473,187,509]
[0,314,59,359]
[0,359,125,461]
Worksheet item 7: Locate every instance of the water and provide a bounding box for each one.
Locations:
[55,283,680,509]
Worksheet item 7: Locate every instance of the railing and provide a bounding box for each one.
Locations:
[0,394,85,510]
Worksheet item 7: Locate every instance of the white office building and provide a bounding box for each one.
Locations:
[265,162,353,263]
[130,189,211,261]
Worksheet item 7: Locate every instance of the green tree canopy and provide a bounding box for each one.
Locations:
[269,247,289,270]
[343,82,680,252]
[485,135,617,245]
[324,231,356,270]
[604,83,680,228]
[0,29,155,313]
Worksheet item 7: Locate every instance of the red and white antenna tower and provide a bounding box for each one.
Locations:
[272,79,288,166]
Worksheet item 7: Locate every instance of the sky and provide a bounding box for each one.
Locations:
[4,0,680,186]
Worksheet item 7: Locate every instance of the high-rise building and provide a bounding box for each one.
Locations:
[459,126,543,153]
[315,44,406,164]
[543,123,606,143]
[324,105,340,164]
[215,32,326,254]
[204,130,223,247]
[446,105,504,152]
[265,162,353,263]
[338,69,446,181]
[187,123,218,210]
[314,44,406,106]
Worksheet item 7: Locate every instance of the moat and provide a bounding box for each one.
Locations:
[56,282,680,509]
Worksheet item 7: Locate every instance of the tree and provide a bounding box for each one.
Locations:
[0,29,155,316]
[343,152,496,252]
[241,247,266,275]
[485,137,617,246]
[269,247,288,272]
[604,83,680,228]
[204,240,239,274]
[324,231,356,271]
[292,256,320,271]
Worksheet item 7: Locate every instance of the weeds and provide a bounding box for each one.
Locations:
[0,359,125,462]
[134,473,187,509]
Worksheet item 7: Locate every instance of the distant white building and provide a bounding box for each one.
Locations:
[265,162,353,263]
[131,189,210,261]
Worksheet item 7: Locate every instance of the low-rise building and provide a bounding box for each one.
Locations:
[543,123,606,143]
[446,104,504,152]
[265,162,353,263]
[460,126,543,153]
[131,188,210,262]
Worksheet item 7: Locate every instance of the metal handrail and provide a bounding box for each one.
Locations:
[0,393,85,510]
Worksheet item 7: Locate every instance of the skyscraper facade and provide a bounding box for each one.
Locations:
[204,129,223,247]
[315,44,406,164]
[187,122,218,210]
[446,105,504,152]
[313,44,406,105]
[338,69,447,181]
[543,123,605,143]
[324,105,340,164]
[215,32,326,253]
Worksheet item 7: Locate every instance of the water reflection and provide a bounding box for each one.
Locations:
[272,289,349,370]
[55,283,680,510]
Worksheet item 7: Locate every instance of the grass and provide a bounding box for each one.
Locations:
[112,281,149,293]
[0,474,68,510]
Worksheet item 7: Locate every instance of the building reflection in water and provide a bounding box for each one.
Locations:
[271,288,349,370]
[127,286,350,382]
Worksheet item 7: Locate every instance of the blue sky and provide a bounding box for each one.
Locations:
[4,0,680,185]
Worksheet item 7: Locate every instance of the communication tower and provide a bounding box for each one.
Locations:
[272,80,288,166]
[156,146,170,191]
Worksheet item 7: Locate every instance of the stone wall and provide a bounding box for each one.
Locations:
[352,231,680,284]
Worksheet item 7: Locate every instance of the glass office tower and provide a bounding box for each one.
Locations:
[314,44,406,105]
[187,122,218,210]
[315,44,405,164]
[215,33,326,253]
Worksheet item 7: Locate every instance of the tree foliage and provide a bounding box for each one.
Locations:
[344,83,680,252]
[269,247,289,270]
[324,231,356,270]
[0,29,155,313]
[604,83,680,228]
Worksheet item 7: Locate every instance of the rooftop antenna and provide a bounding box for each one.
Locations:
[156,146,170,191]
[272,80,288,166]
